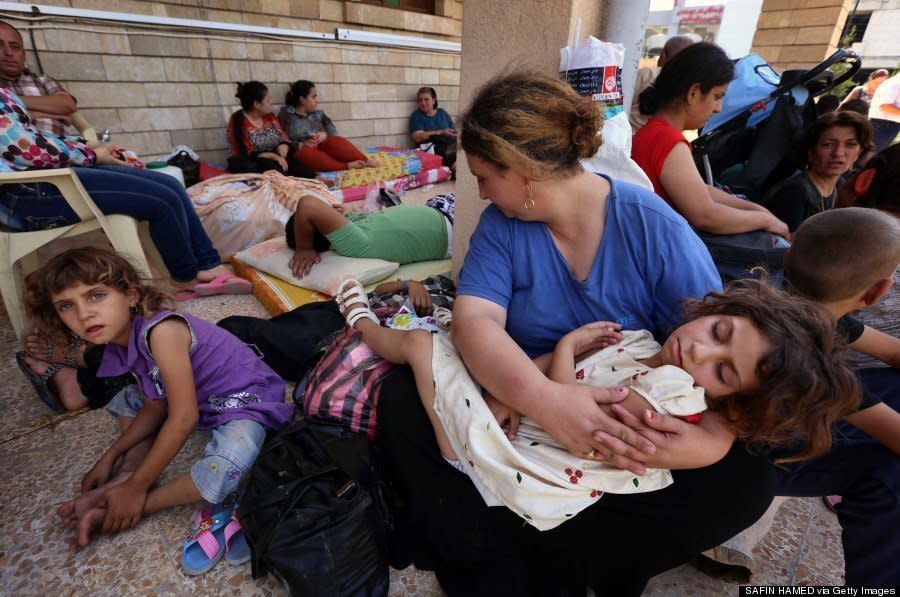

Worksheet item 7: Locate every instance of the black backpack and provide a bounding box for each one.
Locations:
[237,420,389,596]
[167,150,201,187]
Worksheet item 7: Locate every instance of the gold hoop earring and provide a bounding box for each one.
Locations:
[524,185,535,210]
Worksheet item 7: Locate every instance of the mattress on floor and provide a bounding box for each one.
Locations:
[317,146,451,203]
[232,255,453,317]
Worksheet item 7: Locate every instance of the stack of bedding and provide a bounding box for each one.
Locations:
[318,146,452,203]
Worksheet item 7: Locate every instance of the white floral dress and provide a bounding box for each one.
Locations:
[431,330,707,531]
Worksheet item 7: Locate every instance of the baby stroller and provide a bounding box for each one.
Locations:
[693,49,861,203]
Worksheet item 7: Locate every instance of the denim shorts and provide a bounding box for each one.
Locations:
[105,385,266,504]
[106,384,144,419]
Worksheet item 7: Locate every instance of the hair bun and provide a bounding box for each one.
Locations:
[571,99,603,158]
[234,81,243,99]
[638,85,659,116]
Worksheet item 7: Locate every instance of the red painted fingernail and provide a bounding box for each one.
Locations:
[647,410,655,419]
[618,387,628,396]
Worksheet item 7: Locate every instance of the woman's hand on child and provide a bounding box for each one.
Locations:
[561,321,622,359]
[607,404,733,469]
[537,384,655,475]
[289,248,321,279]
[408,280,433,315]
[98,481,147,533]
[485,393,521,440]
[316,131,328,143]
[81,455,115,493]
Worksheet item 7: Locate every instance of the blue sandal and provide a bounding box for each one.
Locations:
[15,351,67,412]
[181,505,231,576]
[224,509,251,565]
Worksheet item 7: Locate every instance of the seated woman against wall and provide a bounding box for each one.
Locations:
[631,42,788,239]
[762,111,871,232]
[409,86,456,169]
[278,80,375,172]
[226,81,314,179]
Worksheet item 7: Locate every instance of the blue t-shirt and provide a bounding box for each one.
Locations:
[409,107,454,136]
[457,177,721,357]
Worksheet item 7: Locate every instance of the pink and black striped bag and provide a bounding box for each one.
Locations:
[299,308,397,440]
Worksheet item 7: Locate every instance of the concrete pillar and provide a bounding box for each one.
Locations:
[452,0,606,273]
[600,0,653,122]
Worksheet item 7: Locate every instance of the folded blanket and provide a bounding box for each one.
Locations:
[187,171,335,259]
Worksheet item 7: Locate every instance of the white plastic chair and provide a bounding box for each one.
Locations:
[0,167,157,336]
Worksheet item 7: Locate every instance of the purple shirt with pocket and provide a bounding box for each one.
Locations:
[98,310,294,431]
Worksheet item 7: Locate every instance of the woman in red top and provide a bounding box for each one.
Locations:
[631,42,788,238]
[226,81,315,179]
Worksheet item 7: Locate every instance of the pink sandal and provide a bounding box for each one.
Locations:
[194,274,252,297]
[174,274,252,302]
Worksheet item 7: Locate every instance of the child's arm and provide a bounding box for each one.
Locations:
[99,319,200,533]
[849,325,900,369]
[81,398,168,493]
[843,402,900,456]
[548,321,623,384]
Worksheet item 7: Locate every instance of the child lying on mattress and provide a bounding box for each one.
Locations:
[333,277,860,531]
[284,193,454,279]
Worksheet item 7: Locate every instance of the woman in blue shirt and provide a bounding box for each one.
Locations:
[409,86,456,169]
[379,73,775,596]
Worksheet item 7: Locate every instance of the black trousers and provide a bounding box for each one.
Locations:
[378,366,776,597]
[227,154,315,179]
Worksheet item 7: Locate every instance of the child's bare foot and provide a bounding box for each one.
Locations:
[347,160,366,169]
[57,472,133,528]
[365,159,378,168]
[71,506,106,549]
[24,334,86,367]
[22,355,87,410]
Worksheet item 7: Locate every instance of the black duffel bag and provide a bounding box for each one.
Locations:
[167,150,201,187]
[237,420,389,596]
[696,229,788,287]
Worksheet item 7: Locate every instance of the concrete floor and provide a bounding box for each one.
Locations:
[0,182,846,594]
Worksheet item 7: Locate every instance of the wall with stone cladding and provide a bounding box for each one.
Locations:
[3,0,462,163]
[750,0,853,71]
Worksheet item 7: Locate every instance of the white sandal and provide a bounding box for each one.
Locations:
[434,306,453,328]
[335,279,379,328]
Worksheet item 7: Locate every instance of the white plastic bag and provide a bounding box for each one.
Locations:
[580,112,652,190]
[560,36,626,119]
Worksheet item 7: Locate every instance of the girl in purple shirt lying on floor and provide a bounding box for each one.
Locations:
[23,247,294,575]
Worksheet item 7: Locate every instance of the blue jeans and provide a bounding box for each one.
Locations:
[0,165,220,281]
[775,367,900,585]
[106,385,266,504]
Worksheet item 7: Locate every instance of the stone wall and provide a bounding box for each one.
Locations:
[3,0,462,163]
[750,0,853,70]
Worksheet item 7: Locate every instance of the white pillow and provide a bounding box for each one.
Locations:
[234,237,399,296]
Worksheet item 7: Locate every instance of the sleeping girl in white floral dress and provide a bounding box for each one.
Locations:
[334,278,860,530]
